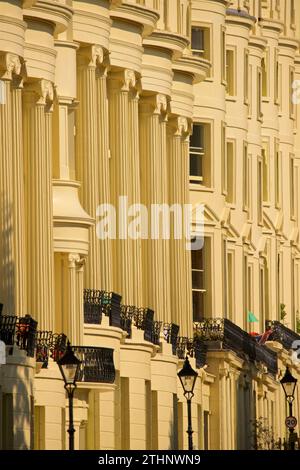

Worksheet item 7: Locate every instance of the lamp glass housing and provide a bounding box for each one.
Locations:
[178,357,198,398]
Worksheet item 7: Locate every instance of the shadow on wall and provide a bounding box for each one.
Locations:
[0,347,34,450]
[236,371,255,450]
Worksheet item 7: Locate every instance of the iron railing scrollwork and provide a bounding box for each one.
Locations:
[163,323,180,355]
[72,346,115,384]
[194,318,278,376]
[176,336,207,369]
[265,320,300,351]
[0,314,37,357]
[84,289,122,328]
[36,331,67,368]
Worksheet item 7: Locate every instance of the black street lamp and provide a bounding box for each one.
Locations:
[58,342,82,450]
[178,356,198,451]
[280,366,298,450]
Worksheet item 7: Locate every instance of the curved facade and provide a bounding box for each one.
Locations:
[0,0,300,451]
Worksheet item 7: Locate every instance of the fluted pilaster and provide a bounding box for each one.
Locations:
[0,52,26,315]
[76,45,104,290]
[0,78,14,313]
[129,85,143,306]
[11,78,27,315]
[108,69,136,303]
[23,79,54,330]
[96,65,113,291]
[167,116,193,336]
[139,94,171,323]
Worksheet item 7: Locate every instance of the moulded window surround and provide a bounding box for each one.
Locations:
[243,142,249,212]
[290,155,295,220]
[189,121,213,188]
[257,69,263,121]
[262,142,270,204]
[226,250,235,323]
[291,0,296,29]
[290,67,295,119]
[295,163,299,223]
[221,27,226,85]
[275,143,282,209]
[222,122,227,196]
[244,49,249,105]
[258,158,263,225]
[192,238,212,322]
[261,50,269,99]
[226,48,236,97]
[248,63,253,118]
[278,63,283,114]
[191,24,212,66]
[247,264,254,332]
[226,140,235,205]
[274,49,279,105]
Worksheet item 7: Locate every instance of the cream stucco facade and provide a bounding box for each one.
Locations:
[0,0,300,451]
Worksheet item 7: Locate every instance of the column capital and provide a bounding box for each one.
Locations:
[23,79,54,109]
[109,68,137,92]
[0,52,22,81]
[139,93,169,120]
[168,116,192,139]
[77,44,104,69]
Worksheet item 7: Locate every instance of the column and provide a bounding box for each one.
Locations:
[95,64,113,291]
[139,94,171,323]
[0,54,15,313]
[76,45,104,290]
[129,85,143,306]
[23,79,54,330]
[108,70,136,304]
[11,75,27,315]
[168,116,193,336]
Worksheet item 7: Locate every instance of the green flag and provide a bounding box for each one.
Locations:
[247,311,258,323]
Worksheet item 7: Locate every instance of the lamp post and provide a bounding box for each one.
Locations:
[58,341,82,450]
[178,356,198,451]
[280,366,298,450]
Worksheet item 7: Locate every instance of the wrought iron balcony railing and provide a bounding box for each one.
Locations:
[163,323,180,355]
[84,289,122,328]
[176,336,207,369]
[121,306,162,345]
[265,320,300,351]
[72,346,115,384]
[0,314,37,357]
[194,319,278,376]
[35,331,67,368]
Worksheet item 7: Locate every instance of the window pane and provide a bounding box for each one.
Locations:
[191,28,204,51]
[192,270,204,290]
[192,248,204,270]
[193,291,204,322]
[190,124,204,149]
[190,153,202,177]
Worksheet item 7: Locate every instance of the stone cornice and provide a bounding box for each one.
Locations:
[110,2,159,38]
[23,0,73,34]
[248,35,267,51]
[172,54,210,84]
[143,31,189,60]
[226,8,256,29]
[259,18,283,35]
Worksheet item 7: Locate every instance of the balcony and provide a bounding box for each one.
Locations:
[84,289,122,328]
[121,305,162,345]
[194,318,278,376]
[163,322,180,355]
[265,320,300,351]
[0,314,37,358]
[35,331,67,368]
[72,346,115,384]
[176,336,207,369]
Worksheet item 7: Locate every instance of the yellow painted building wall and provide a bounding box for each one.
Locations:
[0,0,300,451]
